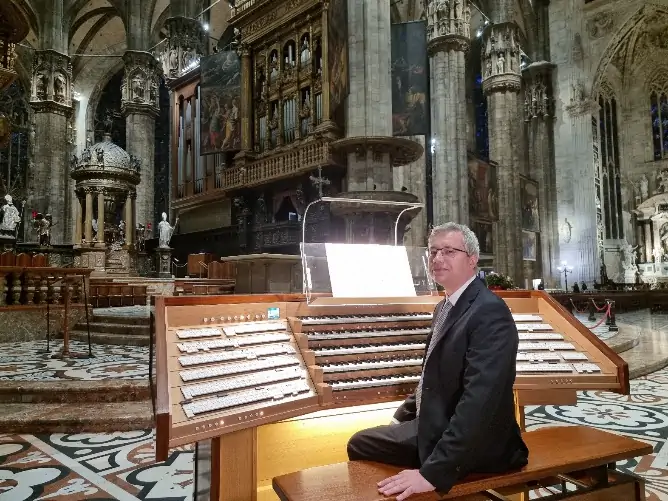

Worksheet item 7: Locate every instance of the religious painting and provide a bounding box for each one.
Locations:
[200,51,241,155]
[468,156,498,221]
[471,219,494,256]
[520,176,540,232]
[391,21,428,136]
[328,0,349,113]
[522,230,537,261]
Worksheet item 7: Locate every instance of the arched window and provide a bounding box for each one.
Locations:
[649,78,668,160]
[597,80,622,240]
[0,82,31,203]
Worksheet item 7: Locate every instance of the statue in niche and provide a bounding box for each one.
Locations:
[496,53,505,74]
[0,195,22,236]
[300,37,310,65]
[158,212,178,248]
[149,80,158,104]
[270,53,279,80]
[36,73,48,99]
[71,154,78,170]
[169,49,179,73]
[29,123,35,155]
[571,81,585,103]
[453,0,460,19]
[53,74,66,102]
[92,219,98,240]
[131,74,144,101]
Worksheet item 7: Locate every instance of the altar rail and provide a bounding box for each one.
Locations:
[0,267,93,306]
[551,290,668,313]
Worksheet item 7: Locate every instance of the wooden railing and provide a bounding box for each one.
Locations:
[0,267,93,306]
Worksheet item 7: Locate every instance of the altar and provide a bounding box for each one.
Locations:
[631,192,668,285]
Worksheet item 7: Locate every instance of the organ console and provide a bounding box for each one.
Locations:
[154,290,628,501]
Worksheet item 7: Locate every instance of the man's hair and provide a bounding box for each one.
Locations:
[428,222,480,259]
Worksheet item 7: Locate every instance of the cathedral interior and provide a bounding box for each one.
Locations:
[3,0,668,500]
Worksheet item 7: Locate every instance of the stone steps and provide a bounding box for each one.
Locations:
[69,311,152,346]
[0,380,150,404]
[0,401,154,433]
[68,330,150,346]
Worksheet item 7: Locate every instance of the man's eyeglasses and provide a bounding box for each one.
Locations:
[429,247,469,259]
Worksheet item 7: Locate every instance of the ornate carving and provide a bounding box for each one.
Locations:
[481,23,522,94]
[160,17,205,79]
[586,11,614,40]
[30,50,73,114]
[121,51,161,117]
[523,62,554,121]
[426,0,471,45]
[564,79,598,118]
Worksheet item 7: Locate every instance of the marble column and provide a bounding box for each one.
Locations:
[121,51,160,232]
[124,193,134,247]
[345,0,393,191]
[482,23,523,283]
[84,189,93,243]
[96,190,105,246]
[524,61,559,287]
[74,195,82,245]
[426,0,471,225]
[30,50,73,245]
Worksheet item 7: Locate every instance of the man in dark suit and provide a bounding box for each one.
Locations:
[347,222,528,500]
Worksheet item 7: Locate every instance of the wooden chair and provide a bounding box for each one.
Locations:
[272,426,652,501]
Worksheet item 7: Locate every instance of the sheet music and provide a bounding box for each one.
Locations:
[325,243,417,298]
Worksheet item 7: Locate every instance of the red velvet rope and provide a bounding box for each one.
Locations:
[590,299,608,311]
[569,298,587,313]
[589,304,611,330]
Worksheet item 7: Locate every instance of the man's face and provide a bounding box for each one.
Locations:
[428,231,477,291]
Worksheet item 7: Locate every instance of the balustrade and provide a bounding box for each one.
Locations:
[0,267,93,306]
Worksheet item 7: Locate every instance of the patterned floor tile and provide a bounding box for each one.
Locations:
[0,341,148,381]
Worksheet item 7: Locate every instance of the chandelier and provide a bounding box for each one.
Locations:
[0,1,29,92]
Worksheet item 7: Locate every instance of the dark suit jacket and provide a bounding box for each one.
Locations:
[393,277,528,492]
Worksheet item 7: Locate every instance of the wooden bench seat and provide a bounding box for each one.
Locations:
[272,426,652,501]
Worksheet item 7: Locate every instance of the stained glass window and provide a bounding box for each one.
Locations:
[650,90,668,160]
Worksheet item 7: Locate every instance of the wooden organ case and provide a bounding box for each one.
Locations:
[154,290,628,501]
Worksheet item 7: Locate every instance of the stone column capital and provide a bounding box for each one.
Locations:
[481,22,522,95]
[161,16,205,80]
[30,50,73,115]
[425,0,471,53]
[121,51,162,118]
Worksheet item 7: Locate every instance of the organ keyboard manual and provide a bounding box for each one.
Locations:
[154,243,628,460]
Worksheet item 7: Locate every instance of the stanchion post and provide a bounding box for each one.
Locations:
[608,300,618,332]
[588,299,596,321]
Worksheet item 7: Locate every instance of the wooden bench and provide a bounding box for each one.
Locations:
[272,426,652,501]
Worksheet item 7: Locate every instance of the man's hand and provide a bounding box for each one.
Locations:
[377,469,435,501]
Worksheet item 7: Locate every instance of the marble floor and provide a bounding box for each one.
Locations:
[1,309,668,500]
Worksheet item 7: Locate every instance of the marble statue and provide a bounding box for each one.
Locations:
[54,74,66,102]
[132,75,144,101]
[0,195,22,236]
[654,246,664,263]
[158,212,178,248]
[300,38,310,65]
[497,53,505,74]
[36,73,47,98]
[559,217,573,244]
[640,174,649,201]
[621,241,639,270]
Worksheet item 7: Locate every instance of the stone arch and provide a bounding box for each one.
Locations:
[592,3,668,97]
[644,62,668,94]
[82,58,125,139]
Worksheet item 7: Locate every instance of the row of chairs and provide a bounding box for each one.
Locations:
[88,283,148,308]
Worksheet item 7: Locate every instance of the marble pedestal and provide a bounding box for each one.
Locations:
[75,247,106,276]
[329,191,422,245]
[155,247,173,279]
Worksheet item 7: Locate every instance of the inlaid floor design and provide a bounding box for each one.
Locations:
[0,340,149,381]
[1,310,668,500]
